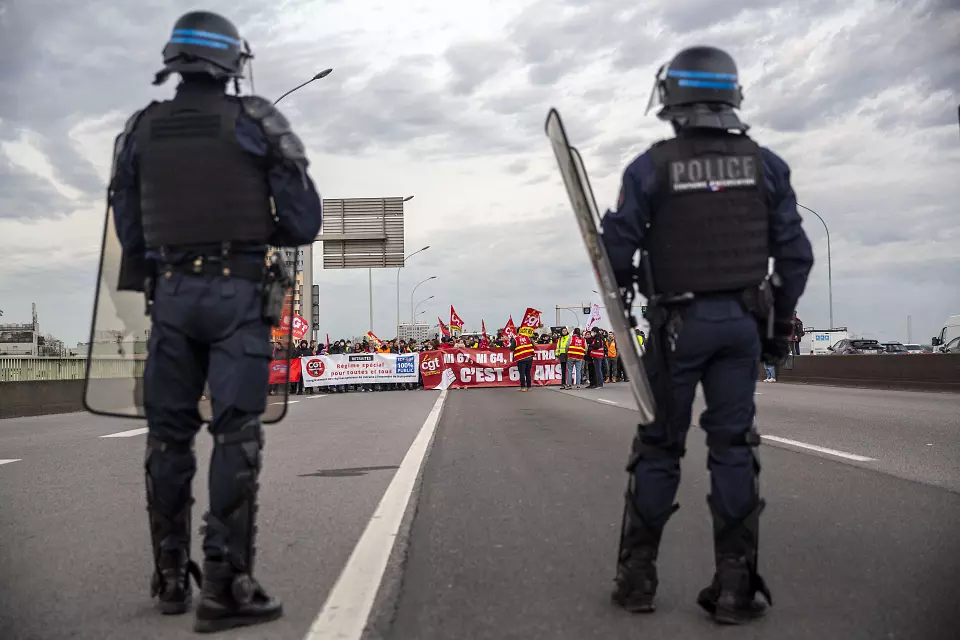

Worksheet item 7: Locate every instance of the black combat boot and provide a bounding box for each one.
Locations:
[145,435,201,614]
[194,421,282,633]
[194,559,282,633]
[697,495,772,624]
[152,547,203,615]
[611,502,678,613]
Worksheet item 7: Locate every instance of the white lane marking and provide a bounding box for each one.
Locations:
[100,427,148,438]
[303,390,448,640]
[305,394,328,399]
[270,400,301,405]
[0,459,22,466]
[762,435,875,462]
[596,398,618,405]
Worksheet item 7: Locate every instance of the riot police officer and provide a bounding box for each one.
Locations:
[109,11,323,633]
[601,46,814,624]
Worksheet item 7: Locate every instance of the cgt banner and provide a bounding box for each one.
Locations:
[299,352,420,387]
[420,345,561,390]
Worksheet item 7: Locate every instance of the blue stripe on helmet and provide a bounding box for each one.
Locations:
[171,29,240,45]
[677,79,737,89]
[668,69,737,80]
[169,36,230,50]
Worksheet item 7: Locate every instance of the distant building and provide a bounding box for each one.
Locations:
[0,303,71,357]
[397,323,431,343]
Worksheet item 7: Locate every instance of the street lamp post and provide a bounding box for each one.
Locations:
[273,69,333,106]
[796,203,833,329]
[397,240,430,336]
[410,276,437,323]
[272,69,333,341]
[414,295,434,318]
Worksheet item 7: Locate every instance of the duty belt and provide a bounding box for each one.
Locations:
[161,256,265,282]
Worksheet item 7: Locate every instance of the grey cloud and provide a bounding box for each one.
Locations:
[506,159,528,174]
[0,153,77,220]
[445,40,517,96]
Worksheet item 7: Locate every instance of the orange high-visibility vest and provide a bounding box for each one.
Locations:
[513,335,535,360]
[607,339,617,358]
[567,335,586,360]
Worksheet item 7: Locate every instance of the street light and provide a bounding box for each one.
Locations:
[414,295,434,318]
[410,276,437,323]
[273,69,334,106]
[796,203,833,329]
[396,240,430,336]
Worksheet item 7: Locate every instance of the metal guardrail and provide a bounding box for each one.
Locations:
[0,357,145,382]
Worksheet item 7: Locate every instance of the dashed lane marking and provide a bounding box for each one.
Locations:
[100,428,148,438]
[762,435,875,462]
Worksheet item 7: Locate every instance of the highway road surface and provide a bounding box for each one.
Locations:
[1,382,958,639]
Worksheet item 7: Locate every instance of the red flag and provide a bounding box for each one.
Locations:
[366,331,383,347]
[503,316,518,339]
[481,319,487,336]
[438,318,451,337]
[518,307,542,337]
[450,305,465,333]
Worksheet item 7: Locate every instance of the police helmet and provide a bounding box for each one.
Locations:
[153,11,252,85]
[645,46,748,131]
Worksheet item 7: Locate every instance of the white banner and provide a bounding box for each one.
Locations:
[300,353,420,386]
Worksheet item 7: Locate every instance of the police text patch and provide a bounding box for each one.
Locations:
[669,155,757,192]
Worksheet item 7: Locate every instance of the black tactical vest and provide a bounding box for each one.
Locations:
[136,87,273,248]
[646,134,769,295]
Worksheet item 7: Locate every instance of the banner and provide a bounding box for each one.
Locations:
[450,306,464,334]
[300,352,420,387]
[420,346,561,390]
[585,302,602,331]
[269,357,302,384]
[518,307,542,337]
[503,316,517,339]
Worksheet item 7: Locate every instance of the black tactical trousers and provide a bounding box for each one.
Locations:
[628,299,762,529]
[143,273,272,560]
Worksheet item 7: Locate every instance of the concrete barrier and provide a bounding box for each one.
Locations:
[0,378,145,419]
[762,354,960,392]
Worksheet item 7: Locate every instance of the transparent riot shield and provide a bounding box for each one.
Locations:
[82,202,295,424]
[544,108,656,424]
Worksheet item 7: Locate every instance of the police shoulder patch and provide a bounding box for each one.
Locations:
[240,95,274,120]
[669,154,758,193]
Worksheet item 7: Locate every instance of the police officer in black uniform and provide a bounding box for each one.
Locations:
[601,46,814,624]
[109,11,323,633]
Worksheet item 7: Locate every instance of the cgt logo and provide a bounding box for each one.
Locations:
[421,355,441,372]
[305,358,325,378]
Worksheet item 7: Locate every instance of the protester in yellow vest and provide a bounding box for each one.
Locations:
[556,327,571,389]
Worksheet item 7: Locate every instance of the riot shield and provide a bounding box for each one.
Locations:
[544,108,656,424]
[82,201,295,424]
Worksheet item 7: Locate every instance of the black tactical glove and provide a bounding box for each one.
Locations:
[761,320,793,365]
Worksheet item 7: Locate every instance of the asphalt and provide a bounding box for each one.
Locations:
[0,391,438,640]
[387,385,960,640]
[2,383,959,640]
[556,381,960,492]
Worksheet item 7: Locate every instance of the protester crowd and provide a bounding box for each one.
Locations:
[269,325,646,394]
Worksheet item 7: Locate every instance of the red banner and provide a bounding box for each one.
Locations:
[268,357,302,384]
[503,316,517,340]
[450,305,464,333]
[420,345,560,389]
[519,307,542,337]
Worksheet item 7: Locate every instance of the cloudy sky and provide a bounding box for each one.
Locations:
[1,0,958,347]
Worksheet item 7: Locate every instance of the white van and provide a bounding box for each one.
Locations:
[931,315,960,352]
[799,328,851,355]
